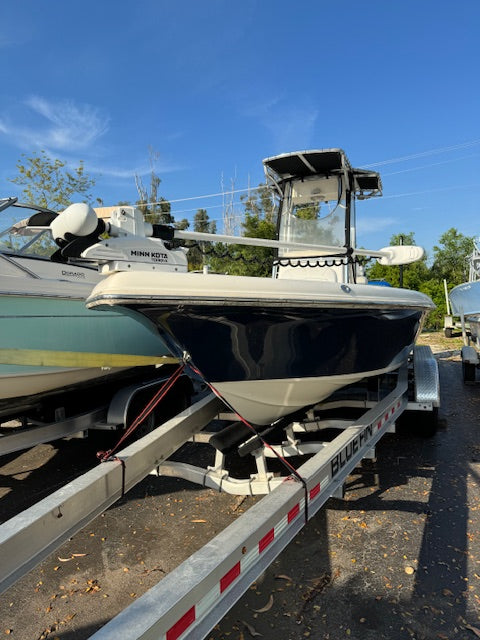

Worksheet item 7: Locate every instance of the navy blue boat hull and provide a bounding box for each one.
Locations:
[133,304,423,383]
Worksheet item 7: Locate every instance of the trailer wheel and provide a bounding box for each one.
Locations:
[416,407,439,437]
[463,361,476,383]
[444,327,453,338]
[397,407,439,438]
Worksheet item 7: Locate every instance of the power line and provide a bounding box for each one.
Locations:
[362,139,480,168]
[380,183,479,200]
[382,153,480,176]
[143,186,257,209]
[137,139,480,212]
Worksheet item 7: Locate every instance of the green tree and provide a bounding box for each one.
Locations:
[431,228,474,286]
[366,232,430,289]
[135,147,173,225]
[210,184,277,277]
[418,228,474,330]
[366,229,475,330]
[176,218,190,230]
[242,183,276,224]
[135,170,173,225]
[187,209,216,270]
[9,150,95,209]
[418,278,447,330]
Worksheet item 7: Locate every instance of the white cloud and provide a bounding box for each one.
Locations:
[0,96,183,186]
[88,158,185,180]
[242,96,282,119]
[90,165,148,179]
[0,96,109,152]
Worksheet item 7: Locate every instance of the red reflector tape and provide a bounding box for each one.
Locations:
[220,562,241,593]
[309,483,320,500]
[288,503,300,523]
[259,528,274,553]
[377,421,382,430]
[166,606,196,640]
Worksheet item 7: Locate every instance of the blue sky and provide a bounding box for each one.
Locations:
[0,0,478,259]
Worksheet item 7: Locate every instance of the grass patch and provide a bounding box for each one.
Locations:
[417,330,464,352]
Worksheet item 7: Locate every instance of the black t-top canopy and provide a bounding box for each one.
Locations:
[263,148,382,199]
[263,149,346,179]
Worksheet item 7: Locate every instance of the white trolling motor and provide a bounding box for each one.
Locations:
[50,203,189,274]
[49,202,425,275]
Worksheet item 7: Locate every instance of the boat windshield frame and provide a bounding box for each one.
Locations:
[0,198,58,260]
[275,172,352,256]
[469,239,480,282]
[263,149,382,259]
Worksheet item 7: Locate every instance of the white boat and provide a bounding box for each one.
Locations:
[83,149,434,426]
[449,239,480,342]
[0,198,174,418]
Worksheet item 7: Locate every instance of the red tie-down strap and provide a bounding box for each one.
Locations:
[187,362,310,523]
[97,362,187,463]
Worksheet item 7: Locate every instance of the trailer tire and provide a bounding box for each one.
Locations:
[444,327,453,338]
[463,361,476,383]
[398,407,439,438]
[417,407,439,437]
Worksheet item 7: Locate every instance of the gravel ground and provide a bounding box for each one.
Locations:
[1,339,480,640]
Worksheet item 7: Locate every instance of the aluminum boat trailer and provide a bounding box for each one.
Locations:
[159,346,440,495]
[0,366,194,457]
[445,299,479,383]
[0,345,439,640]
[443,278,469,338]
[443,289,477,383]
[458,311,479,383]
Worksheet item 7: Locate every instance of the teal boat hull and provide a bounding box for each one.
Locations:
[0,286,170,402]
